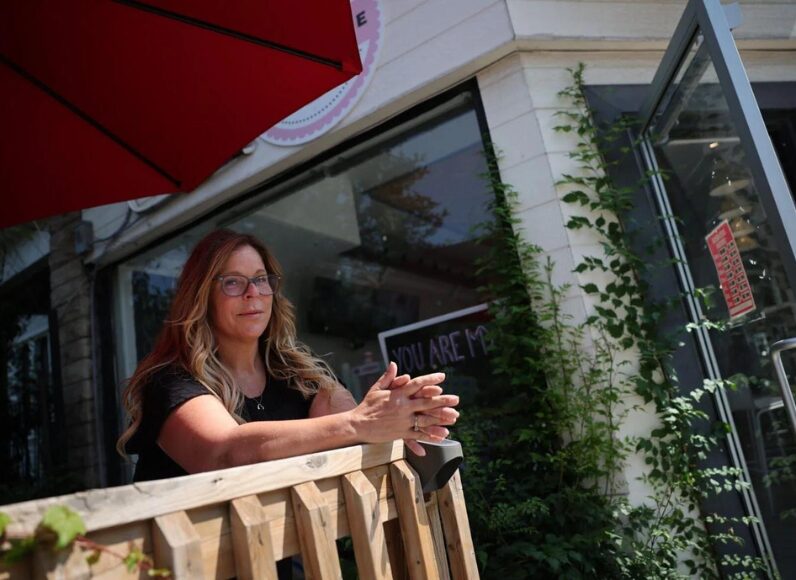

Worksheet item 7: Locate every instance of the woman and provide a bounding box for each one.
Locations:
[117,229,459,482]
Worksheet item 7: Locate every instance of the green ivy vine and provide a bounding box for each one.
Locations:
[457,63,772,578]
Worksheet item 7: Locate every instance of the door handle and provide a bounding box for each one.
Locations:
[771,338,796,438]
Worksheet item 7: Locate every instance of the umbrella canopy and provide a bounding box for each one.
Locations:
[0,0,362,228]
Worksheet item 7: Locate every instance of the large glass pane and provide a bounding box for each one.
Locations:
[0,267,65,503]
[117,91,494,404]
[648,32,796,576]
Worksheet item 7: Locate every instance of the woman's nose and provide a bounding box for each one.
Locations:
[243,279,259,298]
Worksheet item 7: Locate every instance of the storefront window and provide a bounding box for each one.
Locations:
[114,90,493,402]
[0,266,65,502]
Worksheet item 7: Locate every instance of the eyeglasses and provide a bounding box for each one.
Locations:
[215,274,280,297]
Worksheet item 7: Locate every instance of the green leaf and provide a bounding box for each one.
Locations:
[124,548,146,572]
[562,191,590,206]
[2,537,36,563]
[38,506,86,550]
[86,549,102,566]
[0,512,10,538]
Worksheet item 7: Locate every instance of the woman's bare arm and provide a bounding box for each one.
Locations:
[157,363,458,473]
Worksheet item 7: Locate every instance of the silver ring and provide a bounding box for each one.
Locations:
[413,414,420,432]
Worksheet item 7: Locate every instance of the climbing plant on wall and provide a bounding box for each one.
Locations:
[456,63,771,579]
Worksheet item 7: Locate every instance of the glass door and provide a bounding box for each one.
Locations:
[639,0,796,576]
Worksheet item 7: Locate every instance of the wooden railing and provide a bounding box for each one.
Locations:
[0,442,479,579]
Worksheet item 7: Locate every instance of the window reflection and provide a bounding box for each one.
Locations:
[118,91,494,402]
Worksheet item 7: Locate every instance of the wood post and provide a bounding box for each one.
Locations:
[438,471,479,579]
[426,494,451,580]
[342,470,393,580]
[290,482,342,580]
[230,495,278,580]
[152,510,205,579]
[389,461,440,580]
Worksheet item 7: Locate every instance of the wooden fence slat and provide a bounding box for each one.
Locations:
[290,482,342,580]
[342,470,393,580]
[152,510,205,579]
[438,471,479,579]
[426,494,451,580]
[230,495,278,580]
[389,461,439,580]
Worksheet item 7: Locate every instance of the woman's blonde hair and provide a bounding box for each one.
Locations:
[116,229,338,458]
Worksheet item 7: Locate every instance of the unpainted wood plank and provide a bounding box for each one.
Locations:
[389,461,439,580]
[262,465,398,561]
[290,482,342,580]
[4,464,404,579]
[1,442,405,537]
[383,519,409,580]
[426,494,451,580]
[342,470,393,580]
[31,544,90,580]
[230,495,279,580]
[438,471,479,579]
[152,510,205,579]
[84,521,149,578]
[188,504,235,579]
[185,468,393,579]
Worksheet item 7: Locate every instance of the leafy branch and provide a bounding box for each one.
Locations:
[0,506,170,576]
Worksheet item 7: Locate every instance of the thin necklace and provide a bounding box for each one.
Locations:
[253,386,265,411]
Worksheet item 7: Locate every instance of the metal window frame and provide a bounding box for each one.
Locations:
[638,137,777,577]
[637,0,796,575]
[640,0,796,290]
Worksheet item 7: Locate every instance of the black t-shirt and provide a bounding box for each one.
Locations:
[125,366,315,579]
[126,366,315,483]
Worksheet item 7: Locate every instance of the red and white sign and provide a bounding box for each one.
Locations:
[706,220,756,319]
[262,0,383,146]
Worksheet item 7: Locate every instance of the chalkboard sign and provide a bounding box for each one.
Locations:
[378,304,492,404]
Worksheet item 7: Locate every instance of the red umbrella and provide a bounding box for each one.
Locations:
[0,0,362,228]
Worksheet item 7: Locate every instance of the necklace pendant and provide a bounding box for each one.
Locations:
[256,402,264,410]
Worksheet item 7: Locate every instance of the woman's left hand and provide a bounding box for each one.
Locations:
[309,370,459,457]
[387,373,458,456]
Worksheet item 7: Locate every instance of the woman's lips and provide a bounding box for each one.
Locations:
[238,311,263,317]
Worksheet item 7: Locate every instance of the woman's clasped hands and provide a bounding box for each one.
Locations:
[348,361,460,456]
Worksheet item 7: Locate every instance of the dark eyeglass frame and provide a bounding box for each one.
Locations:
[214,274,281,297]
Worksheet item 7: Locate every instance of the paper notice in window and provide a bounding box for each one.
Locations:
[706,220,756,319]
